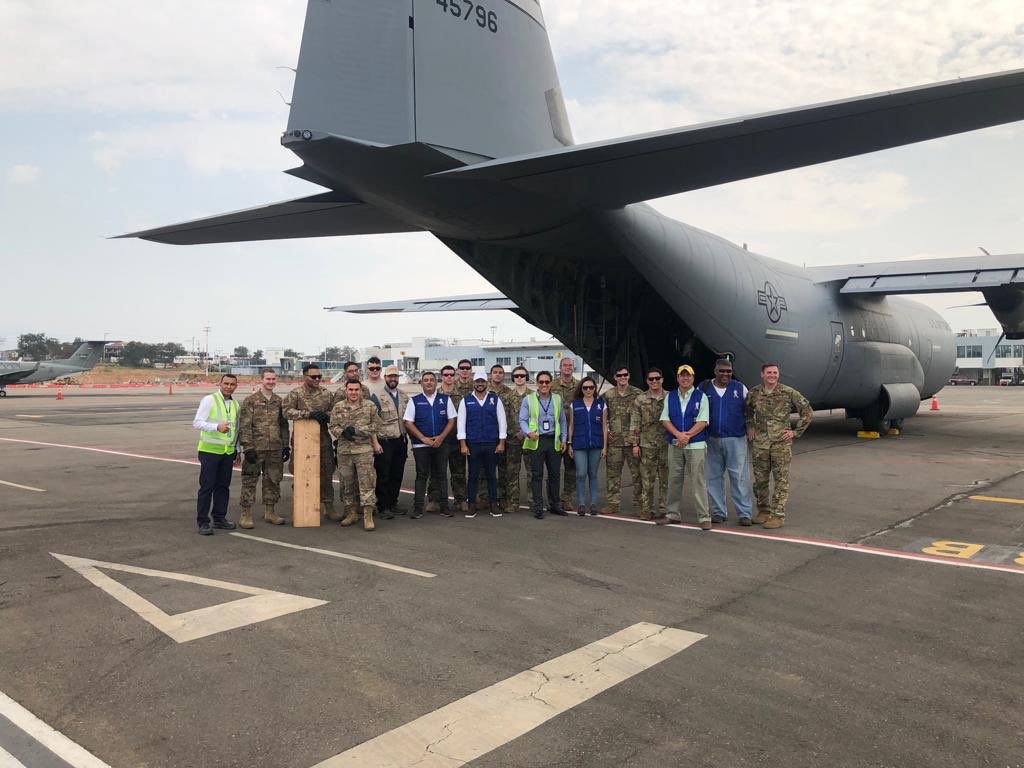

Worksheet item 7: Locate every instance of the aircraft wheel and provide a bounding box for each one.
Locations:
[859,402,888,436]
[0,389,6,398]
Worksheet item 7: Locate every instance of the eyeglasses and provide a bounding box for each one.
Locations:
[442,372,455,377]
[307,375,322,380]
[614,373,629,378]
[368,366,381,371]
[458,365,471,370]
[647,376,662,382]
[538,379,551,385]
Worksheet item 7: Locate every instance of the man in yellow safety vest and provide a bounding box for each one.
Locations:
[192,374,241,535]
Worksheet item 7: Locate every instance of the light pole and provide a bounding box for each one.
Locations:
[203,324,211,378]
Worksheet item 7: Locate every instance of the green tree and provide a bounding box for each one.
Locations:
[324,346,342,361]
[120,341,156,367]
[233,345,249,358]
[252,349,265,363]
[283,348,300,359]
[56,337,85,359]
[17,333,56,361]
[155,342,186,365]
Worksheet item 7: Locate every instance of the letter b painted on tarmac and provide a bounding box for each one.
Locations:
[921,540,984,559]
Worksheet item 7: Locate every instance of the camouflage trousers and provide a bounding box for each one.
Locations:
[241,449,284,507]
[605,445,641,510]
[503,438,533,512]
[561,452,575,506]
[288,437,336,507]
[752,441,792,518]
[637,443,668,519]
[428,443,465,505]
[338,452,377,510]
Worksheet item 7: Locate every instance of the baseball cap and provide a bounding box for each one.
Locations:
[472,367,488,381]
[676,364,695,376]
[383,365,400,376]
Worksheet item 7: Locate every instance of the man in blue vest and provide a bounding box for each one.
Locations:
[700,359,754,526]
[457,367,507,518]
[192,374,240,535]
[659,365,711,529]
[403,371,457,519]
[518,371,568,519]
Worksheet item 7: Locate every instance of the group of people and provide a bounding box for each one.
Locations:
[191,356,813,535]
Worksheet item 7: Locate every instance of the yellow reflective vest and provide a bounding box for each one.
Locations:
[197,391,238,455]
[523,392,562,451]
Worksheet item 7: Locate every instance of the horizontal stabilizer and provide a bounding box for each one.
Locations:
[806,253,1024,293]
[119,192,422,245]
[326,292,517,314]
[434,68,1024,208]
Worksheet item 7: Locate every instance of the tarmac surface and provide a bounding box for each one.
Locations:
[1,385,1022,767]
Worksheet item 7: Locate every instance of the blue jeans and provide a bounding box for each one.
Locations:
[705,436,753,519]
[573,447,601,510]
[466,441,499,503]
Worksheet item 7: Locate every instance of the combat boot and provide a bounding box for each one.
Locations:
[752,510,772,525]
[458,500,470,514]
[425,500,440,514]
[362,506,376,531]
[239,507,255,529]
[322,503,343,522]
[762,515,785,529]
[263,504,284,525]
[340,508,360,527]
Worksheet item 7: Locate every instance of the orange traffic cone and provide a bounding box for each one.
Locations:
[930,397,939,411]
[56,388,63,401]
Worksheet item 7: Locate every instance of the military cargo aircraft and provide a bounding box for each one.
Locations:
[0,341,107,397]
[122,1,1024,433]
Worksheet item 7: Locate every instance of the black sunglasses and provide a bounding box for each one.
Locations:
[307,374,322,380]
[614,372,629,378]
[582,385,595,390]
[458,366,472,370]
[647,376,662,381]
[368,366,381,371]
[512,373,527,379]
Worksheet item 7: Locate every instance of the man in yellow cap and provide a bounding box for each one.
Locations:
[659,364,711,529]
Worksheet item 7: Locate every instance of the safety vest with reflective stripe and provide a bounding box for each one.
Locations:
[197,391,238,455]
[523,392,562,452]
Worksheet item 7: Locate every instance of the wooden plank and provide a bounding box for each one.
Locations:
[292,419,321,527]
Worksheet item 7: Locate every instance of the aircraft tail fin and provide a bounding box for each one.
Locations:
[55,341,107,371]
[286,0,571,160]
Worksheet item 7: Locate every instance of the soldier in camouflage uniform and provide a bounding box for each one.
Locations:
[550,357,580,511]
[428,364,468,513]
[238,368,291,528]
[282,363,340,520]
[601,365,642,514]
[342,360,372,399]
[500,365,533,513]
[329,380,384,531]
[630,368,668,520]
[744,362,813,529]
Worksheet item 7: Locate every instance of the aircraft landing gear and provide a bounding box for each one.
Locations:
[0,387,6,398]
[858,401,888,436]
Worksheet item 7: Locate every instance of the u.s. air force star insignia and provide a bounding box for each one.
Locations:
[757,282,788,323]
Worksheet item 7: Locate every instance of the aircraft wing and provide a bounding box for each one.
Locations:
[433,68,1024,208]
[326,292,517,313]
[806,253,1024,293]
[118,191,422,245]
[807,253,1024,339]
[0,365,38,386]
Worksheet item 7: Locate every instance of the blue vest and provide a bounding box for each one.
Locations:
[571,399,605,450]
[701,380,747,438]
[464,392,500,443]
[665,388,707,445]
[411,393,452,446]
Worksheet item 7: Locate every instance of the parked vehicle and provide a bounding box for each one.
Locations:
[948,375,977,386]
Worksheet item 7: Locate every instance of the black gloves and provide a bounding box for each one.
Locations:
[243,448,258,464]
[341,426,357,441]
[309,411,329,425]
[281,446,291,462]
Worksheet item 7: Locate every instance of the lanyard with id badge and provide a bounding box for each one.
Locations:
[539,396,553,432]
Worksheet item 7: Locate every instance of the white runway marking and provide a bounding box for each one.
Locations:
[52,553,328,643]
[0,690,113,768]
[0,745,26,767]
[13,415,43,419]
[311,622,705,767]
[0,480,44,493]
[231,533,436,578]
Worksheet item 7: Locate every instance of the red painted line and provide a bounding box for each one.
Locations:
[4,436,1023,576]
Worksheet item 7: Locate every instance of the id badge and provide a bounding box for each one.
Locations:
[542,419,551,432]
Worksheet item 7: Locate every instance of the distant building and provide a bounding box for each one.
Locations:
[952,329,1024,384]
[361,336,592,379]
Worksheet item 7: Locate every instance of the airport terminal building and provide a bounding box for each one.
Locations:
[952,329,1024,384]
[361,337,590,379]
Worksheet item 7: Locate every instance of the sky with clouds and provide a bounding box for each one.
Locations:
[1,0,1022,357]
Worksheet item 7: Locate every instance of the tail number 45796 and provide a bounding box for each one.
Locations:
[435,0,499,34]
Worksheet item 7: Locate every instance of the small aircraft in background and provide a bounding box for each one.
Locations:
[0,341,108,397]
